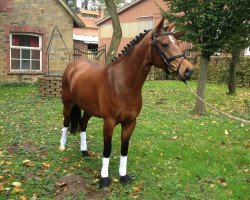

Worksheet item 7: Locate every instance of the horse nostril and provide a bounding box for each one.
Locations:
[184,67,193,79]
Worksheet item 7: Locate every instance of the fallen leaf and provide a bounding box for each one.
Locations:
[42,162,50,169]
[245,141,250,148]
[22,159,33,167]
[132,186,141,192]
[4,187,11,191]
[20,195,28,200]
[62,157,69,162]
[55,182,67,187]
[63,186,67,192]
[30,193,39,200]
[218,177,227,187]
[0,183,4,191]
[12,182,22,187]
[112,178,119,183]
[226,189,233,195]
[13,187,23,193]
[210,183,215,188]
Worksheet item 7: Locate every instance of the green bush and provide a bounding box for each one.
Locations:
[153,56,250,87]
[191,56,250,87]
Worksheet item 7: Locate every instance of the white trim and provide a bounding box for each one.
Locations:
[10,33,42,72]
[73,34,98,44]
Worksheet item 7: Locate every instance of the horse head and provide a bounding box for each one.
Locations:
[150,18,193,82]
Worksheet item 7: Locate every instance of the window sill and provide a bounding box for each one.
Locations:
[8,71,46,75]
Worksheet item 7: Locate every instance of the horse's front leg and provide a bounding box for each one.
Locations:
[100,118,116,187]
[80,112,92,157]
[119,119,136,185]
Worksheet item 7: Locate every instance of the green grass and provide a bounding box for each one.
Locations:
[0,81,249,199]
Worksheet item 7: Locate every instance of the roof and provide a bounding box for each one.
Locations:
[58,0,85,28]
[76,14,98,28]
[96,0,144,25]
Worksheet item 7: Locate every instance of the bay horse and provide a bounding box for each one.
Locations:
[59,18,193,187]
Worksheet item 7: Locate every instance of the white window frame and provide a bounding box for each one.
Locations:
[10,33,42,72]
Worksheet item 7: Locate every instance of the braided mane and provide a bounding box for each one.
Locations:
[111,29,151,62]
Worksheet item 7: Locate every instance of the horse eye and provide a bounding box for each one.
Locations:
[162,43,169,49]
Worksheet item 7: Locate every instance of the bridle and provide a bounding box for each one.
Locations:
[151,31,186,75]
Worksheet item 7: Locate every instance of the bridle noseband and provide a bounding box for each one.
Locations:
[151,31,186,75]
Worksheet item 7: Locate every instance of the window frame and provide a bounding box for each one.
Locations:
[10,33,42,72]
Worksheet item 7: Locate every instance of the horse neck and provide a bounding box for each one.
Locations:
[108,41,152,93]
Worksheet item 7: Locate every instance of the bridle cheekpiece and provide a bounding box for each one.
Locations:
[151,31,186,75]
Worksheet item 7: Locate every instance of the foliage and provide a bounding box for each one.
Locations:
[221,0,250,53]
[0,82,249,199]
[66,0,79,12]
[162,0,249,57]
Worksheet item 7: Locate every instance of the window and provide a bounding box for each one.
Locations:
[10,33,42,71]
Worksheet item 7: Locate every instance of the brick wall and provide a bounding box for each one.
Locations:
[0,0,74,82]
[38,75,62,97]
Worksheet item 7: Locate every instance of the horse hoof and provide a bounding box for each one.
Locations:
[81,151,90,157]
[120,175,133,185]
[100,177,112,188]
[59,145,65,151]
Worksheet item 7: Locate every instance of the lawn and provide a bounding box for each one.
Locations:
[0,81,249,200]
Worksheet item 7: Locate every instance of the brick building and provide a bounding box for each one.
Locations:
[96,0,192,57]
[73,9,102,50]
[0,0,85,82]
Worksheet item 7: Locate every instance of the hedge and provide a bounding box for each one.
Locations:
[152,56,250,87]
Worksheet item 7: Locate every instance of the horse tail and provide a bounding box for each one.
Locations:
[69,104,81,133]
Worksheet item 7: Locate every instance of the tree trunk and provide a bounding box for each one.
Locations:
[104,0,122,65]
[193,53,210,115]
[228,50,240,95]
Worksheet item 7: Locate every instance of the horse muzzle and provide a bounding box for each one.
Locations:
[178,66,193,81]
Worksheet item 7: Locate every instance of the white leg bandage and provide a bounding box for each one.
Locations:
[101,157,110,178]
[119,155,127,176]
[80,131,87,151]
[59,127,68,151]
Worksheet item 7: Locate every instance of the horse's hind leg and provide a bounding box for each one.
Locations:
[59,102,74,151]
[80,112,92,157]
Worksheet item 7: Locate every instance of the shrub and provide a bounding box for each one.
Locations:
[152,56,250,87]
[191,56,250,87]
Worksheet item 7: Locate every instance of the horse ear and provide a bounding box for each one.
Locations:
[173,31,186,39]
[155,17,165,32]
[167,22,175,31]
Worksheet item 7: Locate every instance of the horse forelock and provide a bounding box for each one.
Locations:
[111,29,151,63]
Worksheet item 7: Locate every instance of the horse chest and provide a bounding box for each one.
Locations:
[116,99,142,122]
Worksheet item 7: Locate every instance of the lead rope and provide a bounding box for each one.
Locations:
[184,82,250,124]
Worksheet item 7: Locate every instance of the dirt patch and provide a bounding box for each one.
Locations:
[54,175,109,200]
